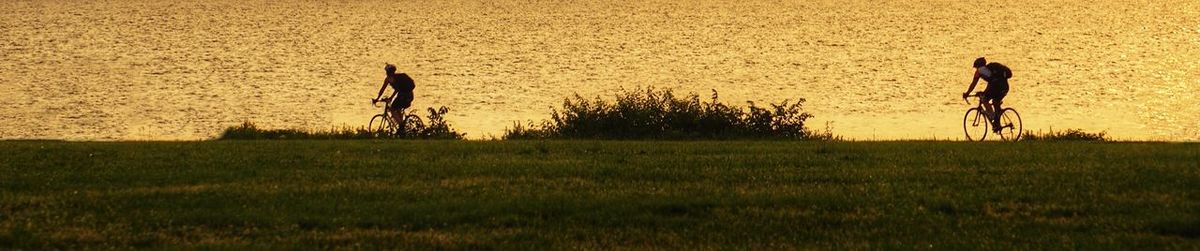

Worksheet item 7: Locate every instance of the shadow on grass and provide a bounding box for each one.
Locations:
[1151,218,1200,239]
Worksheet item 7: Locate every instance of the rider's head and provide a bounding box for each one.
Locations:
[384,63,397,74]
[973,57,987,68]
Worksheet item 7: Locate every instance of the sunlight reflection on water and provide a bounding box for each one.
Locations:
[1,0,1196,141]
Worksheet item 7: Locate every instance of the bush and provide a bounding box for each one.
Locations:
[220,106,464,140]
[396,106,466,139]
[1021,128,1108,141]
[504,88,827,140]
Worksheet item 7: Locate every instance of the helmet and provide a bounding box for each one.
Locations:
[384,63,397,74]
[973,57,987,68]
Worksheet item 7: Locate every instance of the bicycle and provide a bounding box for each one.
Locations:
[963,91,1023,141]
[369,97,418,136]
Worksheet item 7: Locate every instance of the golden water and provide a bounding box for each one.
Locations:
[2,0,1197,140]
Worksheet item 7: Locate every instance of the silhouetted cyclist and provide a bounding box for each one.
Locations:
[962,57,1012,133]
[372,64,415,124]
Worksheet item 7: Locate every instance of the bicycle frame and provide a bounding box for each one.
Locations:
[963,91,1022,141]
[967,93,997,127]
[371,92,405,134]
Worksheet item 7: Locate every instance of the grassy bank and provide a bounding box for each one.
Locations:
[1,141,1198,249]
[220,106,466,140]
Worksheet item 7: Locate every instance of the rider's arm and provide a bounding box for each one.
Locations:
[964,71,981,96]
[374,79,389,100]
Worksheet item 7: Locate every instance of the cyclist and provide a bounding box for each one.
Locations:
[372,63,416,124]
[962,57,1012,132]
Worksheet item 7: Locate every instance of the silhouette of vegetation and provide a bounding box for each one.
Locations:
[220,106,464,140]
[396,106,465,139]
[1021,128,1108,141]
[505,88,827,140]
[504,121,556,140]
[808,121,843,141]
[218,122,376,140]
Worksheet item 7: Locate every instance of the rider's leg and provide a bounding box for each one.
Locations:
[990,100,1003,129]
[982,98,995,121]
[391,110,403,123]
[989,83,1009,131]
[391,108,405,132]
[392,96,412,134]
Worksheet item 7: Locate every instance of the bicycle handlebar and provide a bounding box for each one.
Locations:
[372,97,392,107]
[963,92,986,104]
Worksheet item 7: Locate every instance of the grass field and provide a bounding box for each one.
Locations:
[1,140,1198,249]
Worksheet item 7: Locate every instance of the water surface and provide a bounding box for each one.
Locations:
[2,0,1197,140]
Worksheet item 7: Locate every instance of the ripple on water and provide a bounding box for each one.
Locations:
[0,0,1196,141]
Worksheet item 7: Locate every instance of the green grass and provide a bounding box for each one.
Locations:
[1,140,1198,249]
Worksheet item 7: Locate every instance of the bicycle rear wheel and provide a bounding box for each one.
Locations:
[963,108,988,141]
[998,108,1023,141]
[369,114,392,134]
[398,113,422,136]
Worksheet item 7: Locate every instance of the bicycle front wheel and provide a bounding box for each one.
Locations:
[963,108,988,141]
[369,114,392,134]
[998,108,1023,141]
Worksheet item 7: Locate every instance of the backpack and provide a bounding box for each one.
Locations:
[985,62,1013,80]
[391,73,416,93]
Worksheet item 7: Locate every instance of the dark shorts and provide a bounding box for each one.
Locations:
[390,94,413,110]
[983,80,1009,104]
